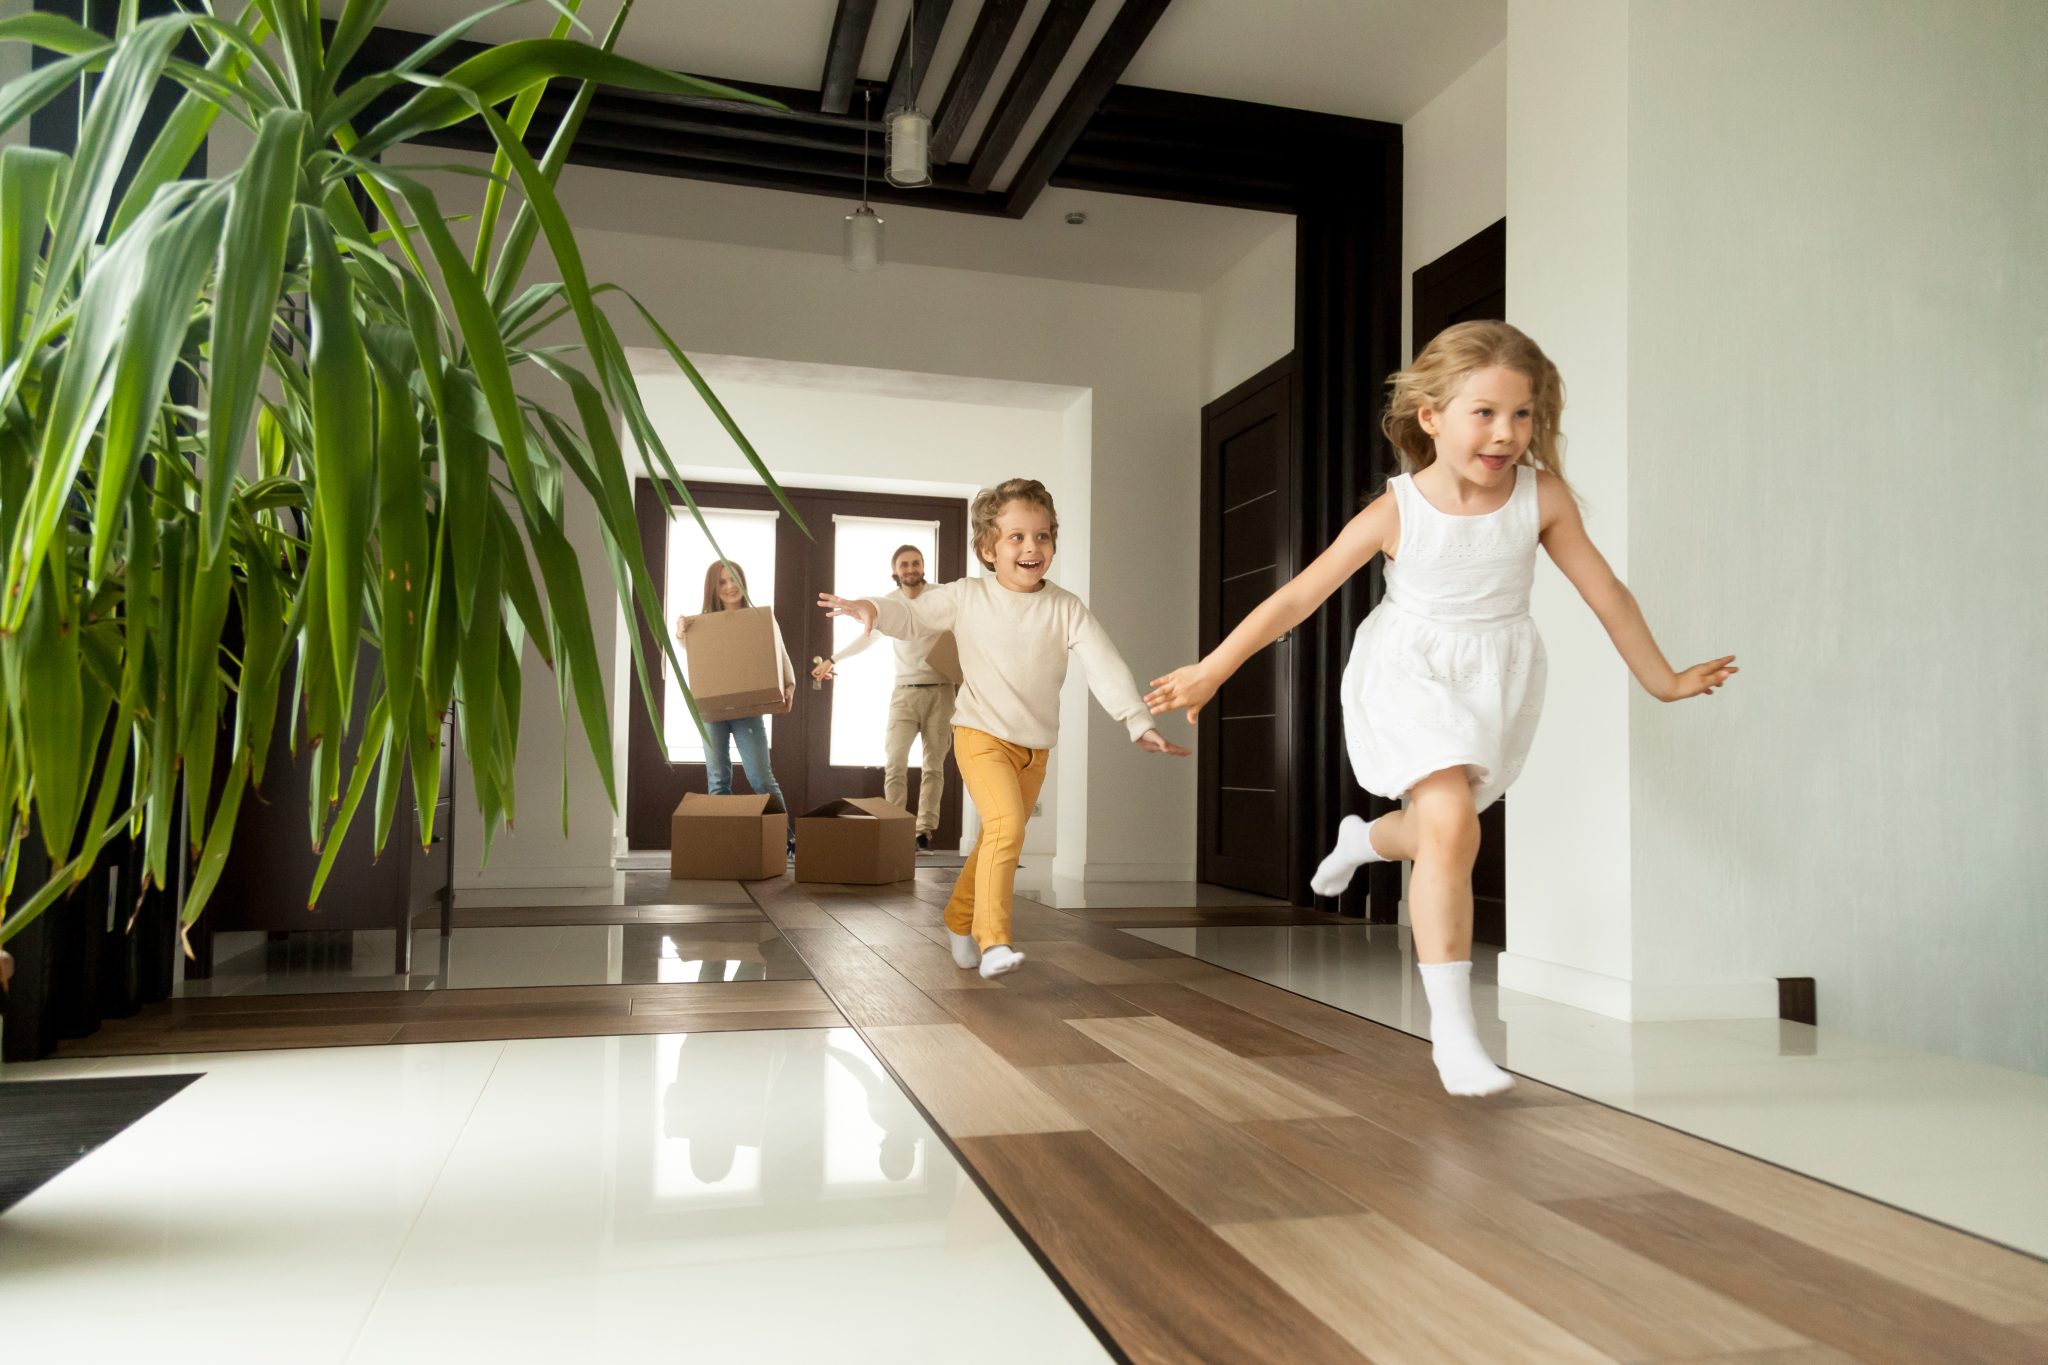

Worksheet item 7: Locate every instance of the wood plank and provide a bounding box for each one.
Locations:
[1067,1015,1348,1123]
[745,877,838,929]
[929,988,1125,1068]
[1549,1192,2047,1365]
[816,963,957,1027]
[929,0,1023,161]
[883,0,951,115]
[1216,1214,1613,1365]
[1107,981,1342,1058]
[819,0,879,115]
[965,0,1094,192]
[1011,938,1170,985]
[390,1009,843,1044]
[1508,1104,2048,1323]
[826,908,938,951]
[628,980,835,1015]
[58,1022,405,1055]
[1002,0,1174,215]
[1027,1062,1362,1225]
[959,1130,1369,1365]
[862,1023,1081,1137]
[864,940,1000,994]
[1242,1116,1807,1361]
[1261,1054,1655,1203]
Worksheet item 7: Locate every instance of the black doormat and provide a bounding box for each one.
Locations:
[0,1073,200,1213]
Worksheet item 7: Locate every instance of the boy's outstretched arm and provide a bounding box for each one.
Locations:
[1537,473,1737,701]
[1146,492,1394,721]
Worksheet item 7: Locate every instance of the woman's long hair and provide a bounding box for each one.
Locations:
[701,559,749,615]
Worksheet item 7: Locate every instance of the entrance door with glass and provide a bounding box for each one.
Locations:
[625,479,970,853]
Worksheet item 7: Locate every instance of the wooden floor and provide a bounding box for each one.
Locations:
[749,872,2048,1365]
[46,868,2048,1362]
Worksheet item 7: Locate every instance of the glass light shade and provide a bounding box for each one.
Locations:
[844,204,883,271]
[885,108,933,188]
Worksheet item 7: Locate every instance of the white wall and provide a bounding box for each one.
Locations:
[1402,41,1506,359]
[1505,0,2048,1073]
[1621,0,2048,1069]
[620,368,1079,862]
[1499,0,1638,1016]
[441,214,1204,889]
[1199,222,1295,403]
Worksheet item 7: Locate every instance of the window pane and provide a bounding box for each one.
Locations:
[829,516,941,769]
[664,507,780,763]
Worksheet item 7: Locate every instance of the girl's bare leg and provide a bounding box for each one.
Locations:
[1398,768,1512,1096]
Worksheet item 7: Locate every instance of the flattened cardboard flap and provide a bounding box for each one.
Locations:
[676,792,787,818]
[800,797,913,822]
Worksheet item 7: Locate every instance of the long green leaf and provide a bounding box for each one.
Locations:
[203,107,306,563]
[0,146,64,362]
[354,40,772,161]
[305,211,375,715]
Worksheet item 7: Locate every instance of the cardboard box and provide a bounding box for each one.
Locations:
[671,792,788,881]
[794,797,916,885]
[683,606,795,723]
[927,630,964,685]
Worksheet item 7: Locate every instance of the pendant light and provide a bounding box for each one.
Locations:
[886,0,933,189]
[845,88,883,271]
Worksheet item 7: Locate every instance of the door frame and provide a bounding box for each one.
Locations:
[1197,354,1297,898]
[625,478,970,851]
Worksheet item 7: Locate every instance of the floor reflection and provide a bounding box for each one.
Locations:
[175,922,814,997]
[629,1029,952,1247]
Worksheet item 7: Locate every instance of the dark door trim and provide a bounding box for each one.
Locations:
[1197,354,1295,898]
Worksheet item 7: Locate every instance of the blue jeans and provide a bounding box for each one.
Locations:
[703,716,785,809]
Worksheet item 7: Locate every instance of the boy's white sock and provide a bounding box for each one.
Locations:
[978,944,1025,979]
[1310,814,1390,897]
[948,930,981,969]
[1418,961,1514,1097]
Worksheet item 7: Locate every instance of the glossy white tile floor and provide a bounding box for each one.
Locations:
[0,1030,1111,1364]
[1127,921,2048,1259]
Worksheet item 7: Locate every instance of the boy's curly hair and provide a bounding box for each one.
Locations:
[971,479,1058,570]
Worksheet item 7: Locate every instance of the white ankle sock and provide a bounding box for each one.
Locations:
[1418,961,1514,1097]
[948,931,981,969]
[978,944,1025,979]
[1310,815,1390,897]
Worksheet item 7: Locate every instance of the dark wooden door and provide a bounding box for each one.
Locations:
[1197,358,1296,898]
[626,480,968,853]
[1412,217,1508,947]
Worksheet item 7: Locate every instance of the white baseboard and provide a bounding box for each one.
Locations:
[613,850,669,871]
[1080,861,1199,883]
[1499,953,1780,1021]
[456,865,616,891]
[1497,953,1635,1019]
[1628,977,1781,1021]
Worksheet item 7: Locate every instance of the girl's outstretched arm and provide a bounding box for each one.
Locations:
[1146,491,1396,721]
[1537,473,1737,701]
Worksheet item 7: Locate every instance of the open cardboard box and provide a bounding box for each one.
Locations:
[671,792,789,881]
[794,797,916,885]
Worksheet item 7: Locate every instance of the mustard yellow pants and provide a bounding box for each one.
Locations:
[944,726,1049,949]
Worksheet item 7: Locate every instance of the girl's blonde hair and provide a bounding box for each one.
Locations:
[1382,321,1567,478]
[971,478,1058,570]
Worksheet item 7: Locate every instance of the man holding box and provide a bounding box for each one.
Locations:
[812,545,958,852]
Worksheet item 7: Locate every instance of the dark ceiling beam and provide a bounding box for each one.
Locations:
[1002,0,1171,216]
[885,0,953,113]
[964,0,1093,192]
[929,0,1024,162]
[819,0,880,116]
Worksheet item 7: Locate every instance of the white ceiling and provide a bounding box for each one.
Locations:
[360,0,1507,292]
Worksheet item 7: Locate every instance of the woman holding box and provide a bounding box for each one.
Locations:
[675,562,794,828]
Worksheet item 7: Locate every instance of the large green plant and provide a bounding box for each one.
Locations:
[0,0,794,946]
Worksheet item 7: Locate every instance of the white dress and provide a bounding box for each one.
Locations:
[1339,465,1547,813]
